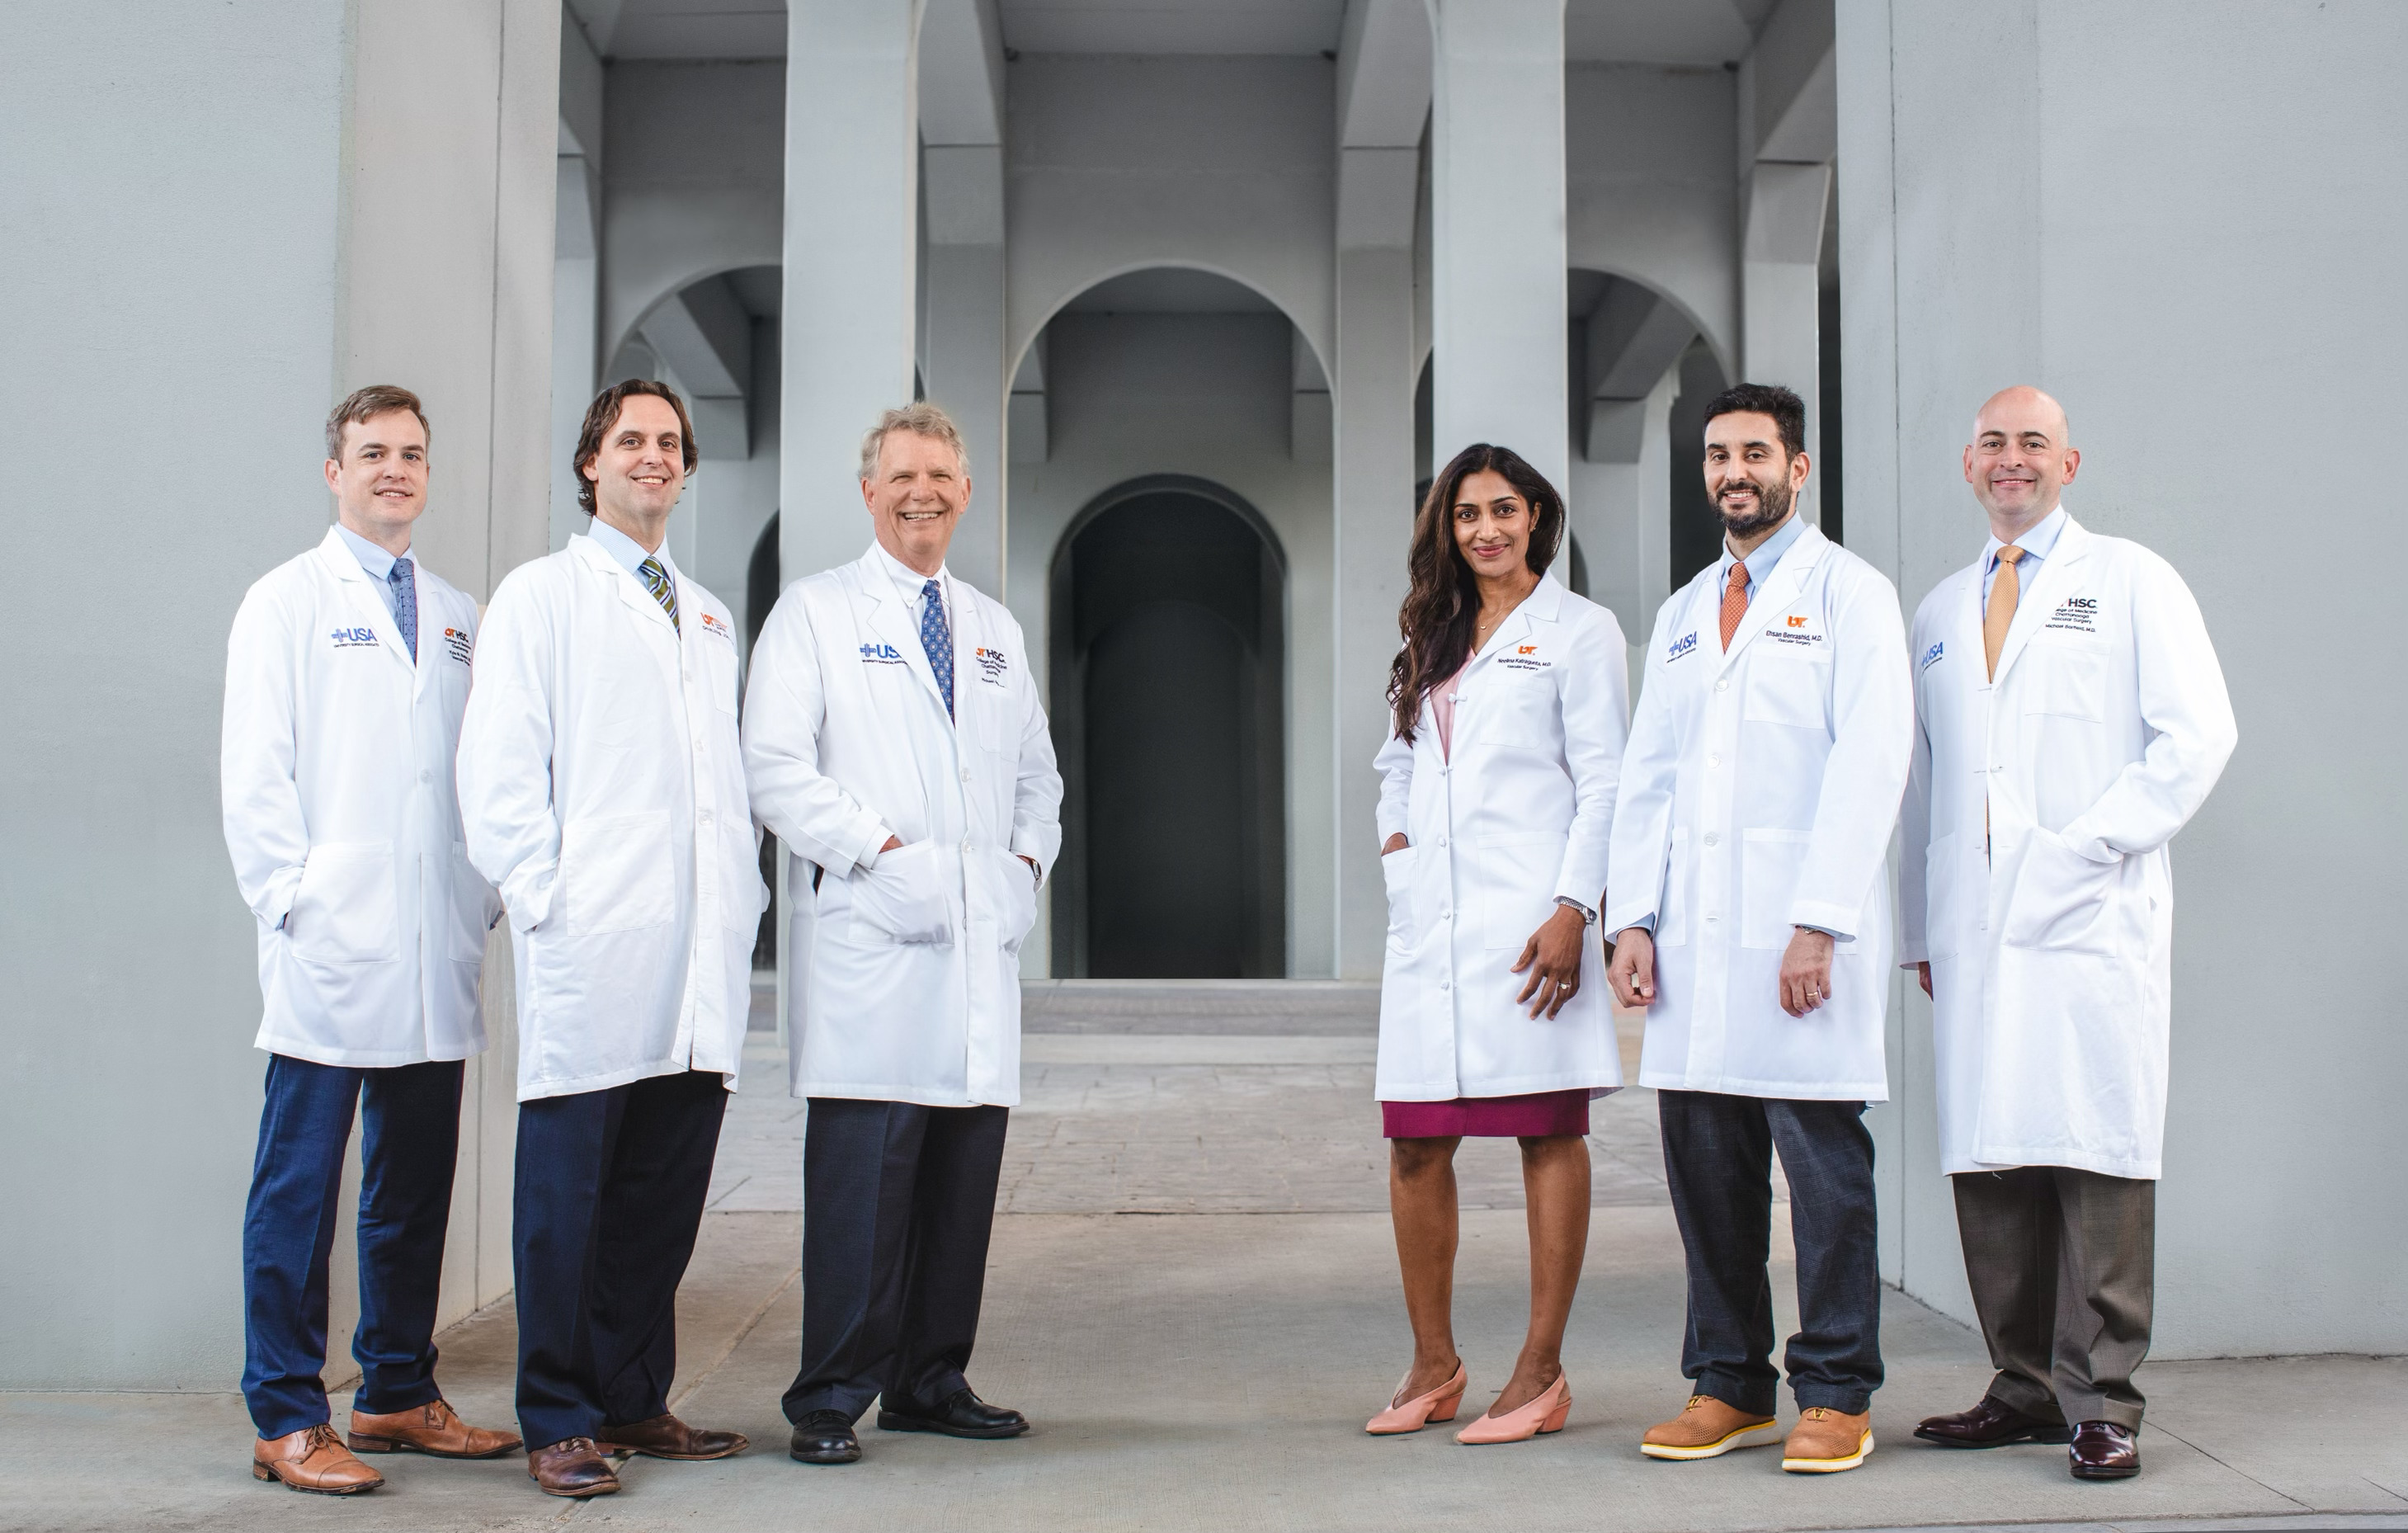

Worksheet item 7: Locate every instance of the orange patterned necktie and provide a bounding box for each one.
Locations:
[1718,559,1750,651]
[1982,546,2025,680]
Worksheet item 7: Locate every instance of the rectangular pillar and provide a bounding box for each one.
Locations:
[1427,0,1569,495]
[782,0,920,583]
[922,146,1008,598]
[1741,159,1831,516]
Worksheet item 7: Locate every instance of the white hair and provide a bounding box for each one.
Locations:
[858,401,969,480]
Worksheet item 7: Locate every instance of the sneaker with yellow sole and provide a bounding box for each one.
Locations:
[1781,1406,1873,1473]
[1640,1394,1783,1460]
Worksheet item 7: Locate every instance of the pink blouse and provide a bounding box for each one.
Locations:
[1431,656,1476,761]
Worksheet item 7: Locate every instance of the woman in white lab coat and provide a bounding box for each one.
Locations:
[1365,443,1629,1446]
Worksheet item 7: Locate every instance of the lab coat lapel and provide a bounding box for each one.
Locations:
[853,551,951,719]
[571,535,681,698]
[313,528,415,681]
[1717,521,1825,673]
[1991,515,2092,688]
[1462,574,1560,680]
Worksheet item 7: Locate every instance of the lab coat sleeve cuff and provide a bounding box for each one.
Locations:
[253,865,304,929]
[2057,825,2121,863]
[1605,911,1655,942]
[501,859,557,934]
[851,818,893,871]
[1788,902,1859,943]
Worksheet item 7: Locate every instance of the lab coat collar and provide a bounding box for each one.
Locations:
[311,526,418,682]
[1989,512,2095,688]
[1462,573,1566,679]
[1714,520,1829,673]
[850,545,954,724]
[569,531,680,640]
[1982,502,2068,575]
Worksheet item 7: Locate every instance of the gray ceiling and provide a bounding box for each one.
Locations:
[568,0,1779,65]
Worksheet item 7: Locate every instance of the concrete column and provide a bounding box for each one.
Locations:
[1,0,557,1389]
[1426,0,1569,494]
[922,151,1009,597]
[550,154,601,551]
[1741,159,1831,514]
[1565,366,1674,680]
[782,0,920,583]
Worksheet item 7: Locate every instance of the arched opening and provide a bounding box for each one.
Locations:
[1048,479,1286,979]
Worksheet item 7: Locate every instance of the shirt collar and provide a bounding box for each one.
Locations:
[871,538,948,599]
[335,522,409,583]
[1716,510,1807,591]
[587,516,669,579]
[1983,502,2068,570]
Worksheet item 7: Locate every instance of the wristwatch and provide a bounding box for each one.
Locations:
[1554,896,1597,925]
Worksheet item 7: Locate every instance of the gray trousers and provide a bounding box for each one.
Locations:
[1952,1167,2155,1431]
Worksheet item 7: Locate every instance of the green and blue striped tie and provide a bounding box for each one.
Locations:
[638,556,678,632]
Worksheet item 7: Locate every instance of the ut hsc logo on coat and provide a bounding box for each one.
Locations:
[1765,612,1827,648]
[330,625,379,649]
[442,626,473,665]
[699,611,734,642]
[2047,596,2101,635]
[1496,643,1550,672]
[973,645,1010,685]
[859,641,907,666]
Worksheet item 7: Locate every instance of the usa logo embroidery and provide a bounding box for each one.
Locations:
[330,625,379,649]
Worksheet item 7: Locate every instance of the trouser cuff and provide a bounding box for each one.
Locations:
[1793,1383,1873,1415]
[1694,1372,1778,1420]
[351,1380,445,1417]
[1986,1374,2064,1424]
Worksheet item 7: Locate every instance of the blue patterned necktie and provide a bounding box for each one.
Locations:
[389,556,417,663]
[918,578,954,719]
[639,556,679,632]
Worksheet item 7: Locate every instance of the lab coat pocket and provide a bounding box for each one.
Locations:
[1379,846,1419,952]
[2001,830,2119,955]
[2024,639,2107,722]
[1742,653,1831,730]
[850,841,954,945]
[1656,828,1693,946]
[558,811,676,936]
[290,842,400,963]
[1921,833,1965,961]
[1739,828,1813,950]
[446,842,494,963]
[996,847,1039,952]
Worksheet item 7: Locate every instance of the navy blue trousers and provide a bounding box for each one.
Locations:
[783,1099,1009,1423]
[241,1054,463,1439]
[1658,1091,1884,1415]
[512,1068,727,1452]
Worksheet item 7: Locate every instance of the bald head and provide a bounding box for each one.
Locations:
[1964,384,2080,535]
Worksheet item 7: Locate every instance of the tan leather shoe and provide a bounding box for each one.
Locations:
[1781,1406,1874,1473]
[1640,1394,1782,1460]
[596,1412,749,1460]
[252,1423,384,1494]
[527,1437,620,1498]
[349,1398,522,1459]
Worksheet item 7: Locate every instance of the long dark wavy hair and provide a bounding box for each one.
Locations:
[1385,442,1566,742]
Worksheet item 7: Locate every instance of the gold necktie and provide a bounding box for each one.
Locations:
[1982,546,2025,680]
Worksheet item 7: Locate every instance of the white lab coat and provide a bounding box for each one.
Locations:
[742,547,1063,1108]
[1373,577,1628,1101]
[455,534,763,1102]
[1901,513,2235,1179]
[1605,523,1911,1101]
[221,528,498,1066]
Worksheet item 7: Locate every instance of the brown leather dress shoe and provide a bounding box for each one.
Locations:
[527,1436,620,1498]
[252,1423,384,1494]
[348,1398,523,1459]
[2069,1419,2141,1479]
[596,1412,749,1460]
[1915,1396,2074,1448]
[1781,1407,1874,1473]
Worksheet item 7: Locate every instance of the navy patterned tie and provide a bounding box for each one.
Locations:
[389,557,417,663]
[919,578,954,719]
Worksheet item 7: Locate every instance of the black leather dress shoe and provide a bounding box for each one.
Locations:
[1914,1396,2074,1448]
[876,1388,1030,1440]
[2069,1419,2140,1479]
[789,1411,862,1465]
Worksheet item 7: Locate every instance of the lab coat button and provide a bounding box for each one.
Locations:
[960,766,973,782]
[1708,754,1722,768]
[1704,833,1719,847]
[700,812,712,826]
[1440,980,1450,991]
[1437,837,1448,848]
[1716,677,1729,691]
[418,770,432,785]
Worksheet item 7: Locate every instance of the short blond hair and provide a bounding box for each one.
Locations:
[859,401,968,481]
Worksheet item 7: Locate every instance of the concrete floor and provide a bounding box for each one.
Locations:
[6,982,2405,1533]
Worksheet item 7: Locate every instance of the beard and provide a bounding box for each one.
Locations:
[1713,471,1793,539]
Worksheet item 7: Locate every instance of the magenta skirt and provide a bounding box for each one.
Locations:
[1381,1089,1590,1139]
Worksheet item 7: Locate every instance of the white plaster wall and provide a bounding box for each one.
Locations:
[1005,56,1337,382]
[1564,63,1739,377]
[1006,312,1337,977]
[0,0,556,1389]
[1838,0,2408,1356]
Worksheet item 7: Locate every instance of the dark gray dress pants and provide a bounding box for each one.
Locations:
[1952,1166,2155,1431]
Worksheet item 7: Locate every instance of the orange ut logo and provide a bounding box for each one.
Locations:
[1787,616,1807,628]
[1518,644,1537,654]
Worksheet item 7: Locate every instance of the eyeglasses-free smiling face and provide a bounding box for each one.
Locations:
[863,429,970,577]
[1702,410,1806,544]
[1451,468,1532,578]
[1965,384,2079,532]
[584,393,689,540]
[324,410,428,545]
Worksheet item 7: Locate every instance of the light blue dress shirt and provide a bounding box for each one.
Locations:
[335,523,412,623]
[1711,509,1807,611]
[1981,503,2068,608]
[587,517,677,601]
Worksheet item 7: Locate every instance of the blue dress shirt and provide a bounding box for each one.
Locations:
[1712,510,1807,611]
[1981,503,2068,607]
[335,523,412,624]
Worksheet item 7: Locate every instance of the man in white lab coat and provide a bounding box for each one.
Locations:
[743,403,1062,1467]
[221,385,521,1493]
[1606,384,1912,1474]
[1901,387,2236,1481]
[456,380,761,1498]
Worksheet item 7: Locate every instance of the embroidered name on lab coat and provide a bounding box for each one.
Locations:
[858,642,908,666]
[973,645,1010,684]
[330,626,379,649]
[1496,644,1551,672]
[1764,614,1827,647]
[700,612,734,642]
[442,626,473,665]
[2045,597,2100,634]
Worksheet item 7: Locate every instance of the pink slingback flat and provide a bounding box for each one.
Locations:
[1454,1374,1572,1444]
[1365,1361,1469,1435]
